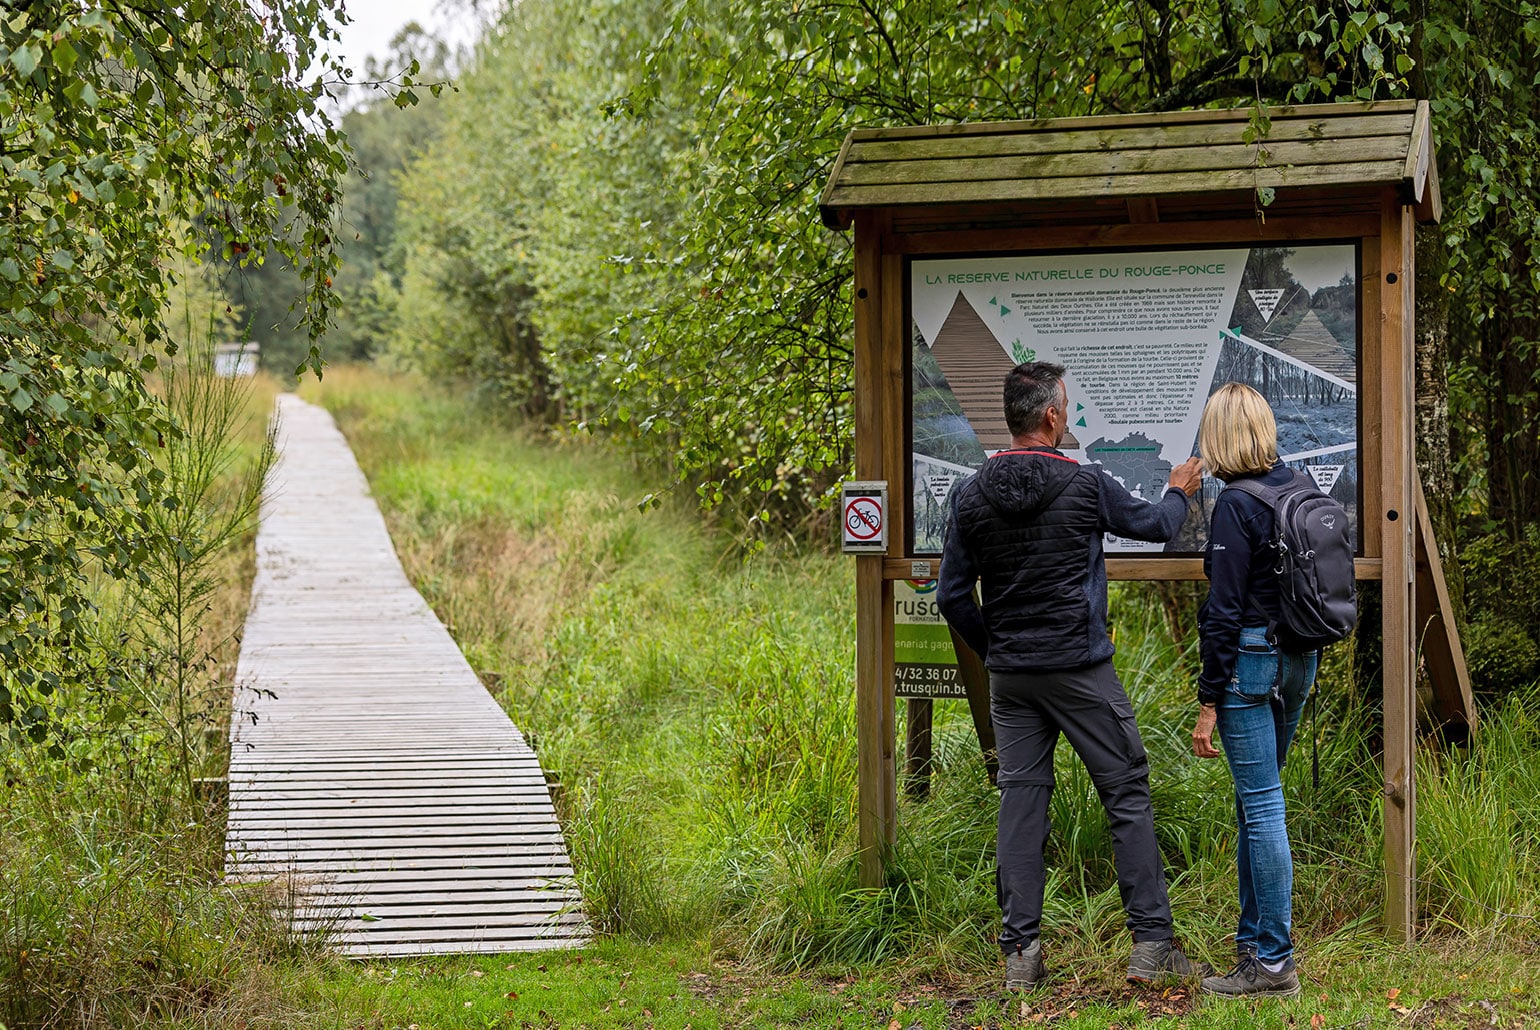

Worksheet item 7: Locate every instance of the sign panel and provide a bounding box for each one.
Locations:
[893,579,965,698]
[841,480,889,553]
[909,243,1359,555]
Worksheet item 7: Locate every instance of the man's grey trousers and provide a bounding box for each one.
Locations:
[991,659,1174,954]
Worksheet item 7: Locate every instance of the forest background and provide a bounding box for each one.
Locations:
[242,0,1540,683]
[7,0,1540,1027]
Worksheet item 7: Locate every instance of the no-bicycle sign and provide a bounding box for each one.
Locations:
[841,480,888,554]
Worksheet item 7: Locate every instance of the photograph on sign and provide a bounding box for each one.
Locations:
[893,579,964,698]
[909,244,1359,555]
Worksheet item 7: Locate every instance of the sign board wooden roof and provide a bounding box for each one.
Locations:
[820,100,1439,230]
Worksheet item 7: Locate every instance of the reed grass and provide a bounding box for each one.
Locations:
[305,366,1540,985]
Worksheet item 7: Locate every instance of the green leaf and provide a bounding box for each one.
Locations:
[51,39,78,75]
[10,44,39,77]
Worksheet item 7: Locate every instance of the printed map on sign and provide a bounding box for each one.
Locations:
[910,244,1360,554]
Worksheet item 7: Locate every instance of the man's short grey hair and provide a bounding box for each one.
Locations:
[1003,361,1067,436]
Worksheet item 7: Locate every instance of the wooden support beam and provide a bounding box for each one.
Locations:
[891,214,1382,255]
[886,556,1386,581]
[1414,470,1476,730]
[949,627,998,785]
[1379,200,1417,941]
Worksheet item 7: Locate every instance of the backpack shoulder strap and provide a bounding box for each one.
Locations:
[1224,470,1318,507]
[1223,477,1283,507]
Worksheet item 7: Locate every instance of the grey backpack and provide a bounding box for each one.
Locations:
[1227,471,1358,651]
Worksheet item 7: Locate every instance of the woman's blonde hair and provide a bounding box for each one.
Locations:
[1199,383,1279,480]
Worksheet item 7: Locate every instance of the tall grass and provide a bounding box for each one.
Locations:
[0,352,304,1029]
[307,366,1540,975]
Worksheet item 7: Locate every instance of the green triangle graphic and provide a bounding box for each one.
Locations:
[1076,403,1085,411]
[1075,416,1087,427]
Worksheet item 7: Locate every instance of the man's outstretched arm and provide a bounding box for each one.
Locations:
[1097,456,1202,542]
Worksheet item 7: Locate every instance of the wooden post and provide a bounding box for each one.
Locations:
[853,211,895,888]
[904,699,934,797]
[1379,201,1418,940]
[879,247,905,836]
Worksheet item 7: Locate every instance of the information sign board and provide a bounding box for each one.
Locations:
[909,243,1360,555]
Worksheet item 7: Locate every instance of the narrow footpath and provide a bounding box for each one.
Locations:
[225,393,585,957]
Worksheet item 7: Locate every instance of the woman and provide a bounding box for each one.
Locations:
[1190,383,1317,999]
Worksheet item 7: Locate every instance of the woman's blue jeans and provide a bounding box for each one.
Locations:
[1215,625,1317,964]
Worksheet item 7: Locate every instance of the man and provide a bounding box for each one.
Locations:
[938,361,1206,992]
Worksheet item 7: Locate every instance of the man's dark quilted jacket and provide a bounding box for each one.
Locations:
[938,449,1190,672]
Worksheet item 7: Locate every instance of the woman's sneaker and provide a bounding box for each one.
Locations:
[1005,940,1045,991]
[1201,954,1300,998]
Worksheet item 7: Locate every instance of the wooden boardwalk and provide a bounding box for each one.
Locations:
[1259,308,1357,384]
[225,394,584,957]
[927,292,1017,451]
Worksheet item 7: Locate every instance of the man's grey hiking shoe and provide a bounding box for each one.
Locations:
[1201,954,1301,998]
[1126,939,1212,983]
[1004,940,1045,991]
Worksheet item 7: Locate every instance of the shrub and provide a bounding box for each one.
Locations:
[1465,618,1540,694]
[1459,526,1540,694]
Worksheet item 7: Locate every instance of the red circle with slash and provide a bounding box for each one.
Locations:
[844,496,883,541]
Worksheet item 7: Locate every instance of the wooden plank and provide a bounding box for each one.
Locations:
[229,800,558,818]
[842,101,1416,144]
[234,867,576,887]
[337,937,583,958]
[1379,200,1417,942]
[229,815,565,834]
[228,788,557,805]
[819,130,860,228]
[844,114,1414,167]
[225,395,585,956]
[889,214,1381,254]
[299,899,576,920]
[1416,149,1443,224]
[229,853,574,873]
[839,137,1412,188]
[1403,100,1430,197]
[316,917,588,942]
[300,882,578,901]
[825,160,1408,210]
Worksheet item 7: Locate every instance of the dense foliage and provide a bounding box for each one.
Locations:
[348,0,1540,670]
[0,1,360,735]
